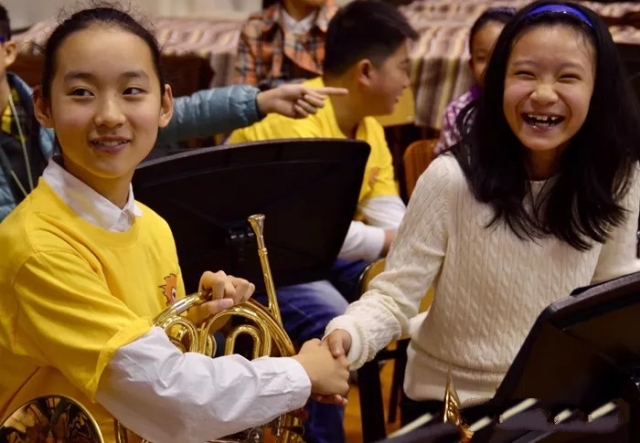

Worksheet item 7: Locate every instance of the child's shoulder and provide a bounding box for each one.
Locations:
[428,152,464,174]
[134,202,174,234]
[417,153,467,193]
[243,4,280,32]
[0,188,74,260]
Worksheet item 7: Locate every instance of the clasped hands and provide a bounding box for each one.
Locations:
[195,271,352,406]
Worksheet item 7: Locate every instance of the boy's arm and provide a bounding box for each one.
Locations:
[338,130,405,261]
[155,86,263,146]
[98,328,310,443]
[13,250,311,443]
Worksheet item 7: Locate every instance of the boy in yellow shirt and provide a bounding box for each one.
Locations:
[227,1,417,441]
[0,5,350,443]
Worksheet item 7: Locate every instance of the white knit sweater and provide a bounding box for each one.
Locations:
[325,154,640,405]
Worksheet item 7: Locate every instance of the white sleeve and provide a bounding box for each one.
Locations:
[337,196,406,262]
[592,171,640,283]
[360,195,406,229]
[338,221,386,262]
[96,327,311,443]
[326,157,454,370]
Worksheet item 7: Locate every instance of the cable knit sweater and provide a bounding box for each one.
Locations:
[325,154,640,406]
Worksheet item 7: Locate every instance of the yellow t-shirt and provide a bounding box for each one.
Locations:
[0,179,186,442]
[228,77,398,207]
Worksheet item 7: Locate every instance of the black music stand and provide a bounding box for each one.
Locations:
[132,139,370,292]
[381,422,461,443]
[381,271,640,443]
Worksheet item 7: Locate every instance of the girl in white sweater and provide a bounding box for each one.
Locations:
[324,0,640,429]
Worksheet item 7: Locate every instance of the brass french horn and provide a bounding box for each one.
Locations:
[443,367,474,442]
[1,214,305,443]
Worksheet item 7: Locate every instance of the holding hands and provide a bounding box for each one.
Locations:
[193,270,353,405]
[256,84,348,119]
[294,339,351,406]
[324,329,353,359]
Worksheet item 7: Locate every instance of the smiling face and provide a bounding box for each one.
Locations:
[470,21,505,86]
[503,24,595,155]
[35,24,173,199]
[363,41,411,116]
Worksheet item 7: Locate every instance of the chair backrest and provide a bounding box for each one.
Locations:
[358,259,387,296]
[403,139,438,198]
[358,258,434,313]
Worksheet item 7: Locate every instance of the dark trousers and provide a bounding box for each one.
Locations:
[255,258,369,443]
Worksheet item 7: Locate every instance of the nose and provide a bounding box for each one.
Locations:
[530,83,558,107]
[94,95,126,128]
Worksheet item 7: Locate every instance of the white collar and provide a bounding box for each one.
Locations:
[42,158,142,232]
[280,8,316,35]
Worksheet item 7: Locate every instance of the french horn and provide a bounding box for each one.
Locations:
[1,214,305,443]
[443,367,474,442]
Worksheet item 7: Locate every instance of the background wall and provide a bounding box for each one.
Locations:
[3,0,352,30]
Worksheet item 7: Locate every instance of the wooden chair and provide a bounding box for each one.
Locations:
[402,139,438,198]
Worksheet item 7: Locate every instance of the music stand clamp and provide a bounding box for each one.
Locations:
[132,139,371,292]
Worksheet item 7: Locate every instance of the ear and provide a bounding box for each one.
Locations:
[158,84,173,128]
[355,59,374,87]
[3,41,17,68]
[468,58,474,73]
[32,86,54,129]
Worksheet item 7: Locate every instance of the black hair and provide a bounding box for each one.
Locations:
[323,0,418,77]
[262,0,278,9]
[41,1,165,100]
[469,6,516,53]
[452,0,640,251]
[0,4,11,41]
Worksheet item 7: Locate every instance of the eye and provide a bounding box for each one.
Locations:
[69,88,93,97]
[124,87,145,95]
[514,70,535,79]
[559,73,581,82]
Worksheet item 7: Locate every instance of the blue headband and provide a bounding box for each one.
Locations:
[525,4,594,29]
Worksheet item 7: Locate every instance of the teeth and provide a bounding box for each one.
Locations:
[523,114,562,126]
[93,140,126,147]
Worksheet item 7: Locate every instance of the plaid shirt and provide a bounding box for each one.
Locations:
[234,1,338,90]
[434,84,481,154]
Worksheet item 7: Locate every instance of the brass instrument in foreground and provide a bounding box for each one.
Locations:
[443,367,474,442]
[1,214,305,443]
